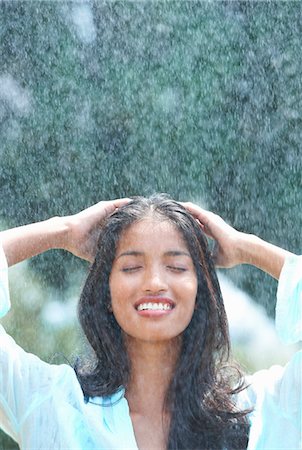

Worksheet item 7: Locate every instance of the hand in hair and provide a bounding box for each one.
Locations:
[180,202,293,279]
[1,198,130,266]
[180,202,244,268]
[62,199,130,262]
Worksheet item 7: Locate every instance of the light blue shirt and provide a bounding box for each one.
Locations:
[0,245,301,449]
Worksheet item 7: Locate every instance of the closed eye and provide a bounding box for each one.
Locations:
[167,266,187,272]
[121,266,142,273]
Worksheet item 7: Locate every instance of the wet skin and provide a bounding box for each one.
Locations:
[109,217,198,344]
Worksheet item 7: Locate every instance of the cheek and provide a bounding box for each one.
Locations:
[109,281,136,335]
[109,270,122,295]
[182,279,198,316]
[185,281,198,315]
[181,275,198,299]
[109,273,134,312]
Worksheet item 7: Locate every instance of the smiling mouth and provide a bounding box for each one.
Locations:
[134,297,176,313]
[136,302,173,311]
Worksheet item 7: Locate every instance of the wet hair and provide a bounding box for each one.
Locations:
[75,194,250,449]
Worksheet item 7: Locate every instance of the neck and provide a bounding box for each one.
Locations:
[125,336,181,416]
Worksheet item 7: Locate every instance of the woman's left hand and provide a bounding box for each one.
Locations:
[180,202,244,268]
[180,201,293,279]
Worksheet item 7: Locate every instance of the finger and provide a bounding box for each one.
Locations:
[111,198,132,209]
[86,198,131,218]
[179,202,212,225]
[180,202,217,240]
[102,198,131,217]
[195,218,206,232]
[194,219,215,243]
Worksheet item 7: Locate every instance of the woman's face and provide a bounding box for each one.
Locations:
[109,217,198,343]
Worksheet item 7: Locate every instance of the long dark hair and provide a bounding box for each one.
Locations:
[76,194,250,449]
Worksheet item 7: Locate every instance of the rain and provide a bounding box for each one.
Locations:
[0,2,301,448]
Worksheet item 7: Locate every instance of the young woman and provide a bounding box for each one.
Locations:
[0,195,301,450]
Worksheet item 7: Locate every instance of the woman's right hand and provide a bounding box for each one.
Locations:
[1,198,130,266]
[62,198,130,262]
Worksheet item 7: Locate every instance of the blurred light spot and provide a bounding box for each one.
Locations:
[155,87,179,114]
[71,5,96,44]
[219,273,296,369]
[0,74,31,115]
[41,298,77,328]
[156,23,172,35]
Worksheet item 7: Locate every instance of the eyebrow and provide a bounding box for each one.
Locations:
[117,251,143,259]
[117,250,191,259]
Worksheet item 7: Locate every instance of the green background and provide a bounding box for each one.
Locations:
[1,2,301,448]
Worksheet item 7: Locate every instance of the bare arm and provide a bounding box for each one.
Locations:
[0,199,129,267]
[181,202,294,280]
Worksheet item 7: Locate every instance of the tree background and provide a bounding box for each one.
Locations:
[0,1,301,448]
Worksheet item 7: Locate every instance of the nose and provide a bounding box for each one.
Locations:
[142,265,168,294]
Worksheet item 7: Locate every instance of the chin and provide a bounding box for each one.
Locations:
[123,327,185,344]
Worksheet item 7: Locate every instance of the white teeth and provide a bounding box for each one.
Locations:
[137,303,173,311]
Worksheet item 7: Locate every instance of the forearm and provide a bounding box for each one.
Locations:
[237,233,294,280]
[0,217,69,267]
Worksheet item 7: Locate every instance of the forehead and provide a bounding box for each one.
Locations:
[116,217,188,253]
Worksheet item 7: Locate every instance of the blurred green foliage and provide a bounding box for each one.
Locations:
[0,1,301,448]
[0,260,84,449]
[1,1,301,301]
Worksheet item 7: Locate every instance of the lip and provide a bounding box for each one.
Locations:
[134,297,175,309]
[134,297,175,318]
